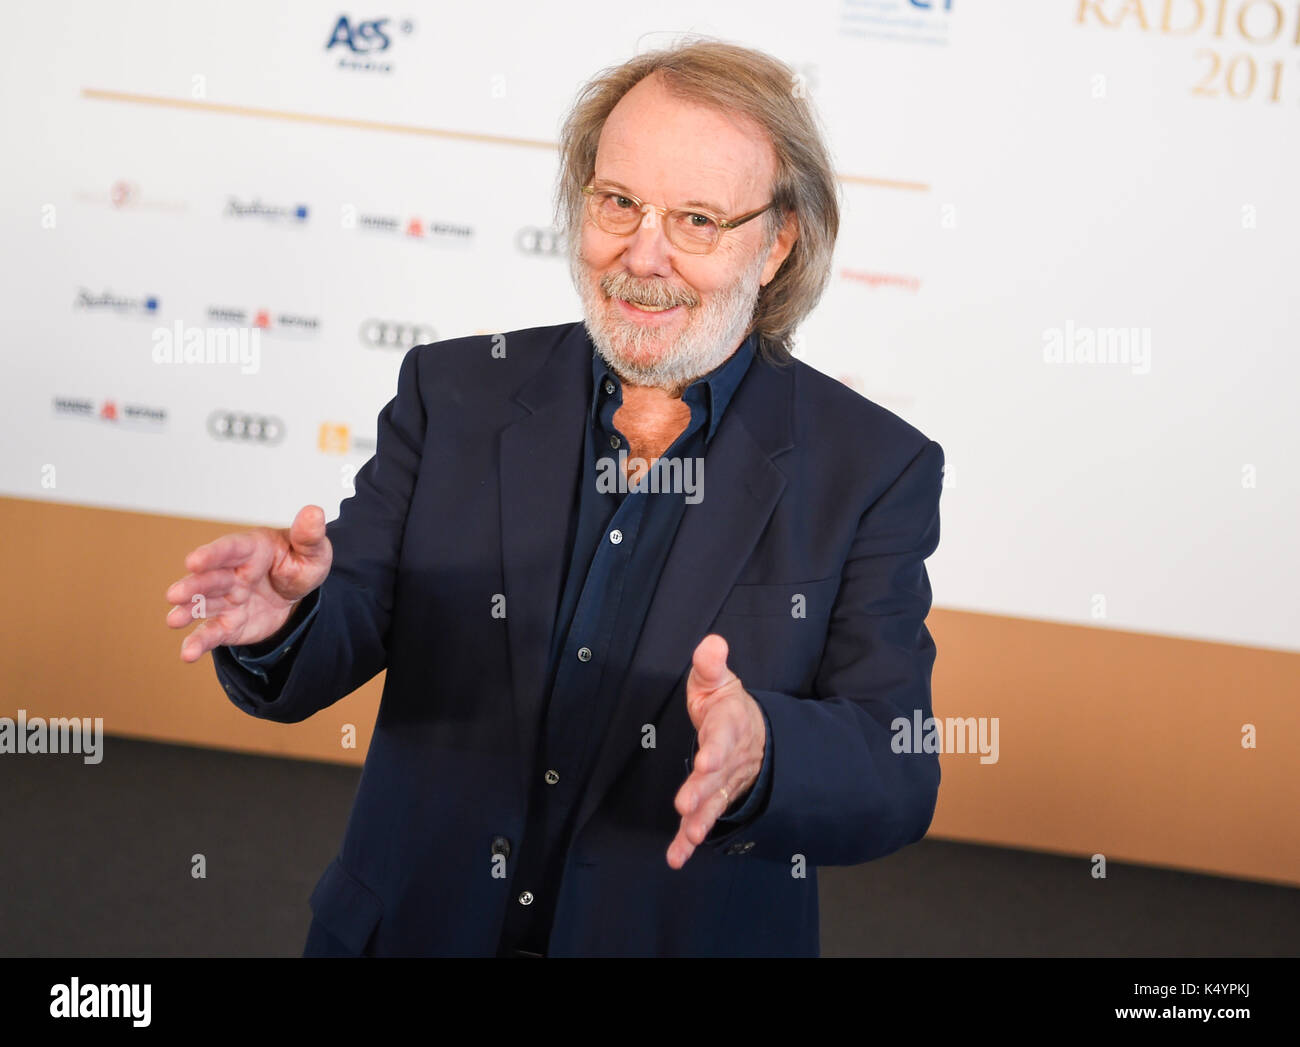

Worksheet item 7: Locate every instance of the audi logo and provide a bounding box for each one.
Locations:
[207,411,285,445]
[359,319,436,349]
[515,227,566,256]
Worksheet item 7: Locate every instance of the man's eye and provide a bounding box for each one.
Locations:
[686,213,716,228]
[612,195,635,209]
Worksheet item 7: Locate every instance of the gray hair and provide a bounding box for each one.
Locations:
[555,38,841,364]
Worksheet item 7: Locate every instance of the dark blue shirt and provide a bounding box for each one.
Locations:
[230,329,774,956]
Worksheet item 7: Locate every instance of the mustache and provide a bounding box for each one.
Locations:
[601,271,700,310]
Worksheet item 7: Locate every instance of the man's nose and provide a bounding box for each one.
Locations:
[619,206,675,276]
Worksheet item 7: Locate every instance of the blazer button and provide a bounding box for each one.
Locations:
[490,835,511,859]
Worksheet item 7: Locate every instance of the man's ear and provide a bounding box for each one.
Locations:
[760,211,799,287]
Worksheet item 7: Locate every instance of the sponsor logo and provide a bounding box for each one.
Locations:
[73,180,187,213]
[354,210,475,246]
[223,196,310,224]
[317,422,376,456]
[207,411,286,445]
[325,14,415,73]
[516,226,567,256]
[840,267,922,293]
[205,305,320,336]
[74,288,158,316]
[359,319,436,349]
[53,397,167,429]
[840,0,953,46]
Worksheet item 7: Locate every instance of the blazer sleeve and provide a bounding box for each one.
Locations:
[224,595,322,682]
[211,344,429,723]
[704,438,945,866]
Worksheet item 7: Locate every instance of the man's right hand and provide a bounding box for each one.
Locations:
[165,504,333,662]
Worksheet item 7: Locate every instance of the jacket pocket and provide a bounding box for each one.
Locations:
[715,575,841,618]
[711,576,842,696]
[308,857,384,956]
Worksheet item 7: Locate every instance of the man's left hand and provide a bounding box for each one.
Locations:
[667,634,765,869]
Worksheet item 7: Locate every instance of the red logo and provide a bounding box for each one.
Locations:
[110,181,137,208]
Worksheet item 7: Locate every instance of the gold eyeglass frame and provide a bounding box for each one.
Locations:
[580,183,775,254]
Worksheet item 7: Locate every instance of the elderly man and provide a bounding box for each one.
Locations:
[166,39,944,957]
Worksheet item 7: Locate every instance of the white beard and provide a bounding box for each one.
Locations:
[571,241,767,393]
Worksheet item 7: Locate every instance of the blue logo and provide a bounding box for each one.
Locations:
[326,16,392,53]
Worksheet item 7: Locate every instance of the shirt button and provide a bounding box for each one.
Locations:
[609,529,623,545]
[609,434,620,449]
[544,769,560,786]
[577,646,592,662]
[603,380,615,395]
[518,891,534,906]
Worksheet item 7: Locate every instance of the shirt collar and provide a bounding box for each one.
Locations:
[588,331,756,444]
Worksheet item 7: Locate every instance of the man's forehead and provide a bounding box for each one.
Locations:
[594,76,775,210]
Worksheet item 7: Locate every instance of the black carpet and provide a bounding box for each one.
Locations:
[1,737,1295,957]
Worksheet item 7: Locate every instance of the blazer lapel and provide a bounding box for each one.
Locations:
[572,354,795,836]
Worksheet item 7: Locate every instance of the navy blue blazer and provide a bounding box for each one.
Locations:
[213,320,945,957]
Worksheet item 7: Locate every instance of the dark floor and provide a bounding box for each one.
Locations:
[1,737,1295,956]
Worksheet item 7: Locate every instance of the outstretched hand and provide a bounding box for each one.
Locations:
[165,504,332,661]
[667,634,765,869]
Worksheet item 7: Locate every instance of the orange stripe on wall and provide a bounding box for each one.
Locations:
[79,87,930,191]
[928,609,1299,887]
[2,496,382,766]
[2,496,1295,886]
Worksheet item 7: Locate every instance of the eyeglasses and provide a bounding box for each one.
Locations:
[581,183,774,255]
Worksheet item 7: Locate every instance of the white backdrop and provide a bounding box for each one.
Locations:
[2,1,1296,652]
